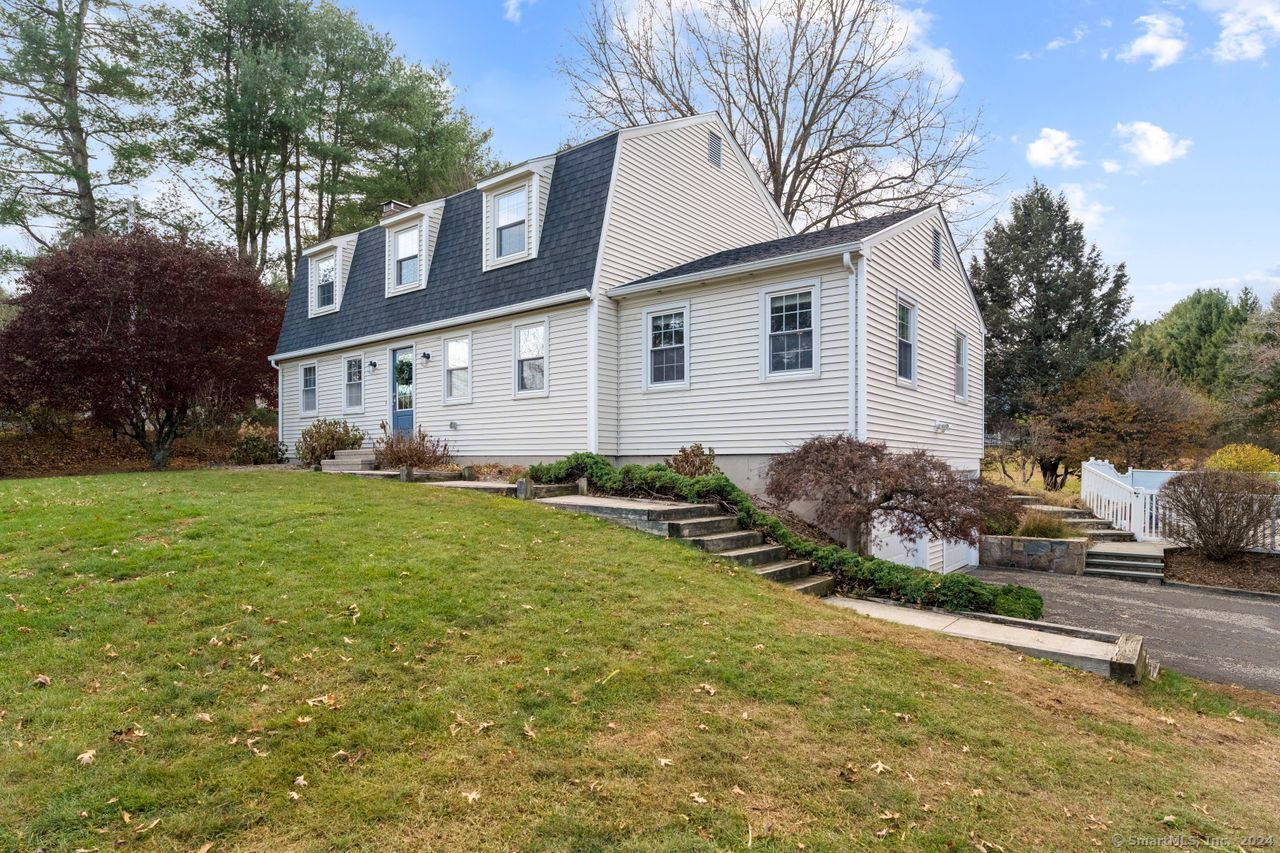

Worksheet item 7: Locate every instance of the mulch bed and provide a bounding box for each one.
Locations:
[1164,547,1280,595]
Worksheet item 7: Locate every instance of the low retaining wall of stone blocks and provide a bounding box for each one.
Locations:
[979,535,1087,575]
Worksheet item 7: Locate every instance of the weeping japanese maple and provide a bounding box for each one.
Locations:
[0,230,283,468]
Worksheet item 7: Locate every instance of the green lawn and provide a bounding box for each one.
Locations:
[2,470,1278,851]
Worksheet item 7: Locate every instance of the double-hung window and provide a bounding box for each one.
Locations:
[300,363,317,415]
[763,285,817,377]
[953,331,968,400]
[896,297,917,384]
[313,254,336,312]
[394,225,419,289]
[444,335,471,403]
[514,321,547,395]
[343,356,363,412]
[494,187,526,259]
[646,305,688,387]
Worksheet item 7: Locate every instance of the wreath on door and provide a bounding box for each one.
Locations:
[394,359,414,387]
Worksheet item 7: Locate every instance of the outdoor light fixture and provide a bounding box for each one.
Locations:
[367,359,378,370]
[420,352,431,362]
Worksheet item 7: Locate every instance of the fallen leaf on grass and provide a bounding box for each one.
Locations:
[689,792,707,804]
[878,811,900,820]
[523,719,537,740]
[1161,815,1177,825]
[76,749,96,765]
[869,761,889,775]
[695,683,716,696]
[194,712,213,723]
[294,775,307,788]
[306,693,335,707]
[134,819,160,834]
[288,791,300,801]
[1228,713,1246,723]
[971,788,984,797]
[34,674,51,687]
[463,790,480,804]
[294,716,311,726]
[197,843,215,853]
[657,758,674,767]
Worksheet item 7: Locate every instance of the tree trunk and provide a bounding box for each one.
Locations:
[63,0,98,236]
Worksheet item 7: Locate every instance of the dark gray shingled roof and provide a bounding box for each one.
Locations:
[628,206,931,286]
[274,132,617,356]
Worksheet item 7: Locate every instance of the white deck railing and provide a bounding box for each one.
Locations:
[1080,458,1280,551]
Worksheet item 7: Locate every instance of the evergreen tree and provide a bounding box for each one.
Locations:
[971,180,1133,424]
[1125,288,1258,399]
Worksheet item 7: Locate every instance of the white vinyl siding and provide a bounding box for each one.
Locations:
[616,260,849,455]
[443,334,471,404]
[343,355,364,413]
[594,118,788,292]
[864,212,984,469]
[277,303,589,458]
[513,320,548,396]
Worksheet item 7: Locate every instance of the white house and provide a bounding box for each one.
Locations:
[270,114,986,571]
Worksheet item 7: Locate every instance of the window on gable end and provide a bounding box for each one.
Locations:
[494,187,527,259]
[313,254,336,311]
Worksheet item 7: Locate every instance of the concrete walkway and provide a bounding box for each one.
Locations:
[826,597,1130,679]
[970,567,1280,694]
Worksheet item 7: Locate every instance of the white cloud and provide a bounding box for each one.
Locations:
[1118,13,1187,69]
[1026,128,1084,168]
[890,7,964,94]
[1102,159,1122,173]
[1046,25,1088,51]
[504,0,535,23]
[1059,183,1111,232]
[1198,0,1280,61]
[1115,121,1192,166]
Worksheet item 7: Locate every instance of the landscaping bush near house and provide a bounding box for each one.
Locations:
[665,443,721,478]
[295,418,366,467]
[1204,443,1280,473]
[1160,469,1280,561]
[529,451,1043,619]
[228,434,287,465]
[373,422,452,471]
[979,514,1019,536]
[1015,511,1071,539]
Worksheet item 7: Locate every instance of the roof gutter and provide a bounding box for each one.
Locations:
[606,240,863,299]
[268,288,592,364]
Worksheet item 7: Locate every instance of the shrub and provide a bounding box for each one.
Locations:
[665,443,721,478]
[1204,443,1280,473]
[1015,511,1071,539]
[373,422,452,471]
[980,514,1018,536]
[295,418,366,467]
[1160,469,1280,561]
[764,434,1021,552]
[528,451,1042,619]
[229,434,287,465]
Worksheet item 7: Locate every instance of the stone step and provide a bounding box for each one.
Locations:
[1082,529,1137,543]
[1062,516,1112,531]
[1085,556,1166,572]
[1087,550,1166,566]
[533,484,578,498]
[320,459,375,472]
[719,543,790,567]
[1009,494,1041,503]
[682,529,764,553]
[755,560,813,583]
[668,516,742,538]
[782,574,836,597]
[1083,567,1164,584]
[1024,504,1093,520]
[333,448,375,460]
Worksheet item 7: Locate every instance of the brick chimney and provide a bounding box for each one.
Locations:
[381,199,411,218]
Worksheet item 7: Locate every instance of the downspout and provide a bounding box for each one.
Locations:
[842,250,869,441]
[586,298,599,453]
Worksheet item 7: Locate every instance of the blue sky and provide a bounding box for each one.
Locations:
[353,0,1280,321]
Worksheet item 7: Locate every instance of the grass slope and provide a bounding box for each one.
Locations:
[2,470,1278,851]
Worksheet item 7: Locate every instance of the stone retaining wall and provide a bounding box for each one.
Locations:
[979,535,1087,575]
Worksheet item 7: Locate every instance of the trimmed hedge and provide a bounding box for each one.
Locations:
[529,452,1043,619]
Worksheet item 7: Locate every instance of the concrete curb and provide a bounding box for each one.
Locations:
[1162,579,1280,602]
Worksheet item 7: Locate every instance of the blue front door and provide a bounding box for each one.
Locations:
[391,347,414,435]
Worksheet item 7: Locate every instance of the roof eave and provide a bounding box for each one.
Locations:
[607,241,864,298]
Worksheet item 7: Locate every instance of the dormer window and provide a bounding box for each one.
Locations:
[394,225,420,288]
[494,187,527,259]
[309,251,338,317]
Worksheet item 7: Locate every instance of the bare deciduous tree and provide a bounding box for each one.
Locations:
[559,0,993,233]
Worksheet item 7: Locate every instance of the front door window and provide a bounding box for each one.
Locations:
[391,347,414,434]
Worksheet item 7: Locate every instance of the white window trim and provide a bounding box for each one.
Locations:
[896,291,919,389]
[386,342,416,431]
[642,300,691,391]
[953,327,969,402]
[342,353,365,415]
[387,221,426,297]
[758,279,822,382]
[298,360,318,417]
[484,178,537,271]
[442,332,473,406]
[308,251,339,318]
[511,317,550,398]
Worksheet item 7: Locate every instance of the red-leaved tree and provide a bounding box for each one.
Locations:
[0,230,283,468]
[765,435,1019,554]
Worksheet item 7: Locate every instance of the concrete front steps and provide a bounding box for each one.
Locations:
[537,495,835,597]
[1023,503,1138,544]
[320,448,376,472]
[1084,544,1166,584]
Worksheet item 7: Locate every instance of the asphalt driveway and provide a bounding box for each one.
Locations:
[968,567,1280,694]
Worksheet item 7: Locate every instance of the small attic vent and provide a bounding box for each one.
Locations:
[707,131,723,168]
[931,228,943,269]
